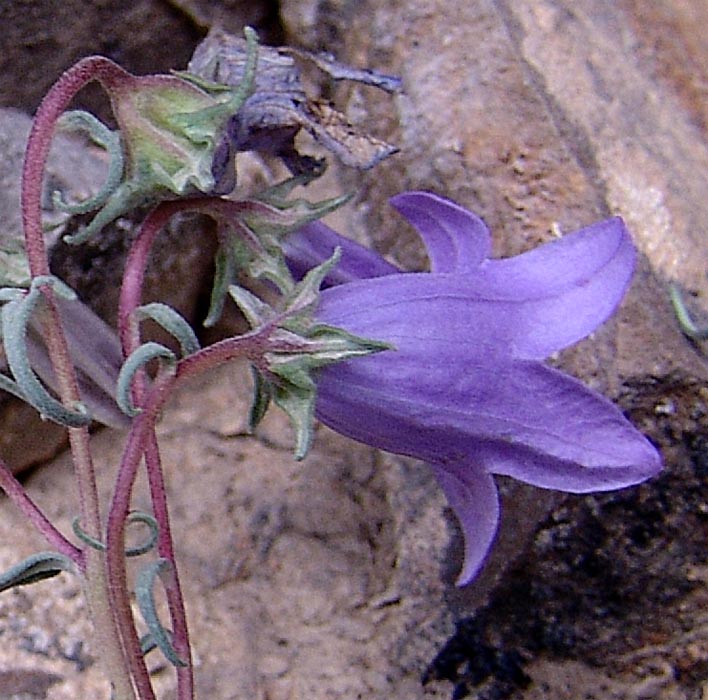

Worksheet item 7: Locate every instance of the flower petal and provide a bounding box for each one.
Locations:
[431,462,500,585]
[471,361,662,491]
[317,216,635,360]
[389,191,491,273]
[315,352,660,495]
[474,217,637,357]
[284,220,399,286]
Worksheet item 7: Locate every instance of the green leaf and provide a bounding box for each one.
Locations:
[135,559,187,667]
[1,277,91,427]
[248,367,272,430]
[0,552,76,593]
[204,246,235,328]
[116,342,176,417]
[134,303,200,357]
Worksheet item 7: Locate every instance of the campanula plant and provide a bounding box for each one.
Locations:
[0,23,661,700]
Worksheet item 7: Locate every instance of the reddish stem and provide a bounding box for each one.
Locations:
[0,459,83,566]
[116,192,304,699]
[143,432,195,699]
[20,55,140,700]
[105,372,176,700]
[21,56,129,276]
[118,196,272,345]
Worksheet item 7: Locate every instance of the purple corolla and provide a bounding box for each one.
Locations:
[287,191,662,585]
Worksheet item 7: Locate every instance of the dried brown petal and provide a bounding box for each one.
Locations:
[187,28,400,173]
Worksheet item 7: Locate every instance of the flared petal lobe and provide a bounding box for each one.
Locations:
[387,192,637,358]
[475,217,636,358]
[316,216,635,367]
[431,463,499,585]
[389,191,491,273]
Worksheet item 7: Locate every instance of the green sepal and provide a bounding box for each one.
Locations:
[226,250,391,459]
[65,29,260,245]
[281,248,341,320]
[248,367,272,430]
[270,375,316,459]
[227,284,274,329]
[264,324,391,459]
[204,245,236,328]
[53,110,124,215]
[0,552,76,593]
[251,191,352,238]
[270,323,393,370]
[166,26,258,142]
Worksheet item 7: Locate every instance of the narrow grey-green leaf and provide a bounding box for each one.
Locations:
[72,511,159,557]
[135,559,187,667]
[53,110,124,215]
[1,278,91,427]
[670,284,708,340]
[0,288,26,303]
[116,342,176,417]
[135,303,200,357]
[124,512,160,557]
[0,372,28,402]
[0,552,76,593]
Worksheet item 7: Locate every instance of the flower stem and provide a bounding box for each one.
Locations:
[21,56,129,276]
[20,55,139,700]
[0,458,83,565]
[105,372,177,700]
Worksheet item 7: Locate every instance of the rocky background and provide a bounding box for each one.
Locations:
[0,1,707,699]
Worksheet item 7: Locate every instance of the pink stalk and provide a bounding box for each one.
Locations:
[20,56,139,700]
[117,201,197,699]
[21,56,130,274]
[143,432,195,699]
[0,459,83,566]
[105,372,176,700]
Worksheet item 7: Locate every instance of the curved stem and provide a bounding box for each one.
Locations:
[20,55,137,700]
[114,196,295,699]
[118,197,273,346]
[21,56,129,275]
[118,202,195,699]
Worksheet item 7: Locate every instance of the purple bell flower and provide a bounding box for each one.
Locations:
[288,192,662,584]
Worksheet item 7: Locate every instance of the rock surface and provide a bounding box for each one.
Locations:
[0,1,706,699]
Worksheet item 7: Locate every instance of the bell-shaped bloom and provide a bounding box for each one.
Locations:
[288,192,662,584]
